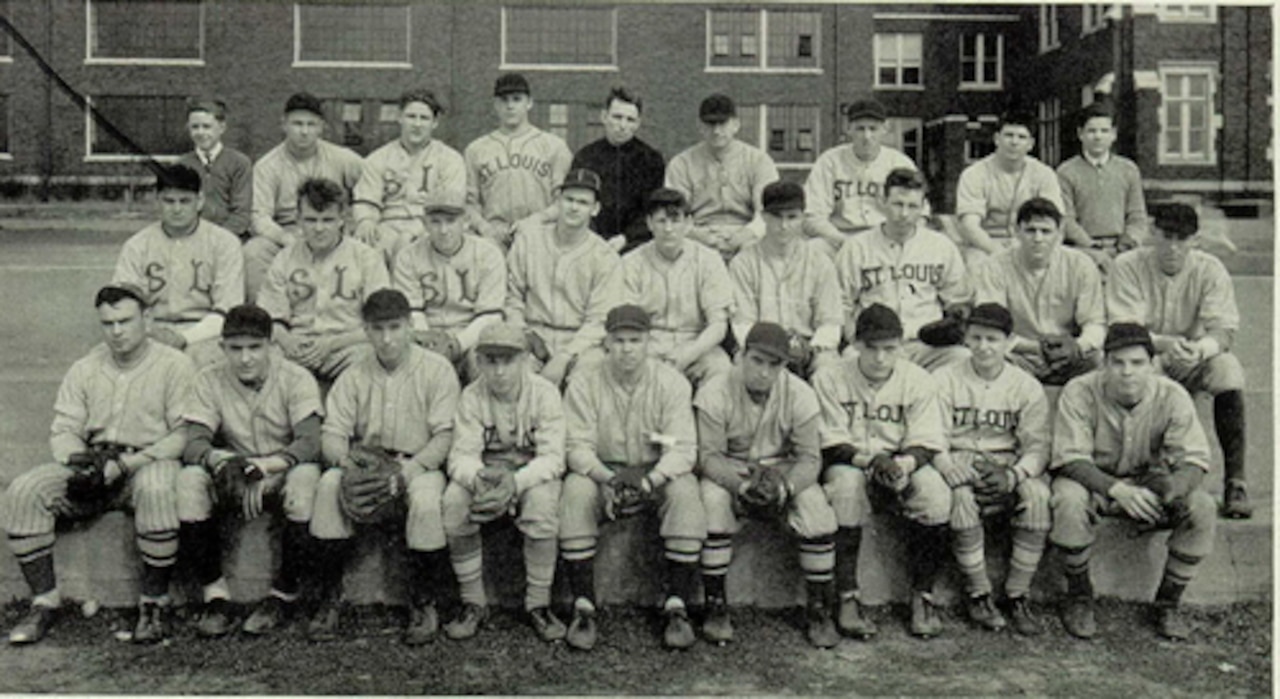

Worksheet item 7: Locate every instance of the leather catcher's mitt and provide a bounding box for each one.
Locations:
[1131,465,1192,530]
[524,330,551,364]
[739,465,791,520]
[470,465,517,523]
[971,453,1016,514]
[212,455,263,515]
[339,445,406,525]
[869,453,909,494]
[787,334,814,375]
[604,465,655,520]
[1040,335,1081,374]
[417,329,462,364]
[65,444,124,504]
[918,317,967,348]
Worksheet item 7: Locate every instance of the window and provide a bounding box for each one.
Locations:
[960,34,1002,89]
[295,2,410,67]
[533,103,602,151]
[883,117,923,164]
[707,9,821,71]
[86,0,202,63]
[502,6,616,69]
[736,104,819,165]
[86,95,188,160]
[1037,98,1062,165]
[874,34,922,88]
[1160,65,1217,164]
[1039,5,1060,52]
[1157,5,1215,22]
[1081,4,1110,33]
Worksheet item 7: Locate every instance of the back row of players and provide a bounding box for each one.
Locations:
[2,73,1248,651]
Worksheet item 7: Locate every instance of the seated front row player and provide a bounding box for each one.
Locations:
[931,303,1051,636]
[815,304,952,640]
[559,305,705,651]
[696,322,841,649]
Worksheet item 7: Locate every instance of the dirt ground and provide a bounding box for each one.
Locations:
[0,599,1269,696]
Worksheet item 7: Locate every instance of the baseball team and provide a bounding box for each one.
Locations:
[0,72,1252,654]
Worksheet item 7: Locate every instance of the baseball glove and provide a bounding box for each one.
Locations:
[787,333,814,375]
[739,466,791,520]
[869,453,909,494]
[64,444,124,504]
[1131,466,1192,531]
[971,453,1016,515]
[604,464,655,520]
[918,317,967,347]
[416,329,462,365]
[1040,335,1081,374]
[524,330,551,364]
[338,445,406,525]
[212,455,264,516]
[470,465,517,523]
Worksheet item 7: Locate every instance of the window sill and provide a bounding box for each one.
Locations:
[873,84,925,91]
[292,60,413,69]
[499,63,619,72]
[958,84,1004,92]
[704,66,824,75]
[83,154,184,164]
[85,58,204,67]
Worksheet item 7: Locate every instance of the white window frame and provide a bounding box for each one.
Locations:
[1081,4,1111,34]
[292,3,413,69]
[873,33,923,90]
[704,8,823,75]
[82,96,184,163]
[1039,5,1060,53]
[1157,63,1219,166]
[741,104,819,170]
[1156,4,1217,23]
[84,0,205,66]
[959,33,1003,91]
[499,6,618,72]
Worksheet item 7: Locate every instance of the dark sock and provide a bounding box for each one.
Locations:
[909,523,948,592]
[275,521,310,596]
[313,539,351,602]
[179,520,222,587]
[564,556,595,604]
[1155,577,1187,607]
[19,554,56,598]
[806,579,833,610]
[834,526,862,594]
[664,559,699,604]
[409,548,453,607]
[140,564,171,598]
[1214,391,1246,483]
[704,574,727,604]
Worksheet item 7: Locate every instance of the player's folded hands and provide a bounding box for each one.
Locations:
[1108,481,1164,524]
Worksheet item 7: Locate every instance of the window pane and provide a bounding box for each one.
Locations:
[879,67,897,85]
[506,6,614,66]
[1188,103,1206,129]
[741,34,758,57]
[710,9,757,66]
[1188,128,1204,154]
[875,34,894,58]
[769,128,786,152]
[298,3,408,63]
[983,56,999,83]
[902,67,920,85]
[1188,75,1209,98]
[1164,128,1182,155]
[90,95,188,155]
[961,34,977,58]
[766,10,819,68]
[91,0,200,60]
[1166,103,1184,130]
[962,62,977,83]
[713,34,730,57]
[797,35,813,58]
[901,34,922,60]
[548,104,569,126]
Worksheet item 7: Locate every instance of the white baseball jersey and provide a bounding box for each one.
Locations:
[353,139,467,223]
[257,237,390,336]
[448,371,566,492]
[392,234,506,332]
[185,354,323,456]
[113,220,244,322]
[804,145,920,232]
[813,356,947,458]
[1106,247,1240,340]
[835,224,970,340]
[665,141,779,228]
[933,359,1050,478]
[621,239,734,349]
[465,126,573,227]
[729,240,842,340]
[252,140,364,235]
[955,155,1064,236]
[694,366,820,464]
[972,247,1105,341]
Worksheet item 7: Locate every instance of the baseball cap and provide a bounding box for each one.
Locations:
[558,168,602,195]
[1103,322,1155,356]
[855,304,905,343]
[284,92,325,118]
[699,94,737,124]
[494,73,531,97]
[222,304,273,339]
[1148,202,1199,239]
[606,304,651,333]
[361,289,411,323]
[743,322,791,362]
[156,163,203,194]
[95,282,150,309]
[844,98,888,122]
[762,181,805,214]
[422,189,467,215]
[966,303,1014,336]
[476,322,527,355]
[646,188,688,214]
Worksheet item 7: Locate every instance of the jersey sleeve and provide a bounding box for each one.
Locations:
[475,243,508,317]
[515,382,567,492]
[351,155,385,222]
[567,250,623,356]
[321,372,359,440]
[970,256,1004,306]
[288,366,325,422]
[699,251,735,323]
[427,364,462,438]
[251,156,284,239]
[257,252,293,323]
[1072,253,1107,341]
[1034,164,1065,213]
[937,239,972,307]
[562,372,600,472]
[811,366,852,449]
[211,230,246,313]
[49,361,91,460]
[663,152,692,199]
[112,235,146,288]
[163,354,198,431]
[834,240,863,318]
[360,245,391,299]
[803,153,837,220]
[1159,384,1212,472]
[810,252,844,329]
[652,373,697,482]
[1199,258,1242,335]
[1011,374,1051,478]
[447,387,486,487]
[184,370,224,431]
[504,235,529,327]
[549,136,574,188]
[1105,253,1149,325]
[954,164,988,219]
[902,373,947,452]
[728,253,759,327]
[391,251,424,309]
[1051,379,1097,469]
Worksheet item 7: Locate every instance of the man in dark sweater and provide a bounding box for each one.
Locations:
[179,98,253,239]
[570,87,665,254]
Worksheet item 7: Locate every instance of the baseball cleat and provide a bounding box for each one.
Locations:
[1008,596,1043,637]
[8,604,56,645]
[529,606,567,643]
[306,599,341,642]
[565,598,597,651]
[967,593,1007,631]
[1221,480,1253,519]
[196,598,235,638]
[701,597,734,645]
[910,592,942,639]
[1061,596,1097,640]
[837,591,878,640]
[242,596,291,636]
[403,602,439,646]
[1154,603,1191,641]
[662,598,696,650]
[443,603,487,641]
[132,602,171,644]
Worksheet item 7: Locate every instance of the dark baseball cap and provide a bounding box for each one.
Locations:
[699,94,737,124]
[762,181,805,214]
[284,92,324,118]
[558,168,602,195]
[222,304,273,340]
[476,322,527,355]
[844,98,888,122]
[156,163,203,194]
[645,187,689,216]
[95,282,151,309]
[855,304,904,343]
[1148,202,1199,239]
[966,303,1014,336]
[1103,322,1155,356]
[744,322,791,362]
[494,73,531,97]
[606,304,651,333]
[361,289,411,323]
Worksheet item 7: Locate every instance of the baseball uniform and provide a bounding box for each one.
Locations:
[392,233,506,354]
[464,125,573,245]
[1057,152,1147,247]
[113,219,245,366]
[665,140,779,257]
[352,138,468,262]
[444,369,566,613]
[803,145,925,257]
[955,154,1064,265]
[621,238,734,384]
[179,143,253,237]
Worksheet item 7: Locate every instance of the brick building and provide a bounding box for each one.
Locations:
[0,2,1270,208]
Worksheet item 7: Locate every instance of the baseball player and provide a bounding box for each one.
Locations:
[729,181,842,379]
[815,304,951,639]
[665,94,780,261]
[308,289,461,644]
[621,188,734,386]
[246,92,364,300]
[257,178,390,384]
[441,322,567,643]
[955,110,1065,267]
[352,88,467,266]
[505,168,623,388]
[931,303,1051,636]
[4,283,194,645]
[112,163,244,368]
[804,98,926,258]
[179,98,252,238]
[464,73,574,250]
[834,168,971,371]
[1050,323,1217,641]
[971,197,1106,386]
[695,322,840,649]
[1107,203,1250,518]
[392,189,505,382]
[1057,99,1148,269]
[558,305,705,651]
[175,304,324,637]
